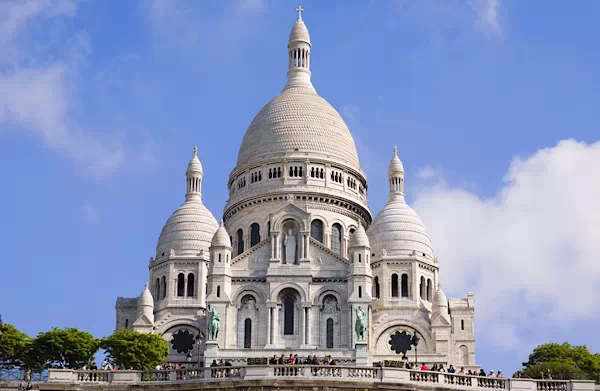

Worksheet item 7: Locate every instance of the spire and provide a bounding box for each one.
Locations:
[388,144,405,199]
[186,145,204,201]
[285,7,313,91]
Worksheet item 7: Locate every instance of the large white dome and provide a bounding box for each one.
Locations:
[156,199,218,257]
[367,197,433,259]
[367,147,433,259]
[156,148,219,258]
[236,85,361,170]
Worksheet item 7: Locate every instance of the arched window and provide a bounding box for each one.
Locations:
[310,219,324,243]
[461,319,465,331]
[161,276,167,300]
[155,278,160,300]
[177,273,185,297]
[217,286,221,298]
[420,276,425,299]
[250,223,260,247]
[326,318,334,349]
[374,276,380,298]
[358,254,362,263]
[459,345,469,365]
[426,279,432,301]
[244,318,252,349]
[125,319,129,329]
[187,273,195,297]
[218,253,221,263]
[401,274,409,297]
[283,296,295,335]
[358,286,362,298]
[236,229,244,255]
[268,220,271,234]
[331,223,342,255]
[391,274,399,297]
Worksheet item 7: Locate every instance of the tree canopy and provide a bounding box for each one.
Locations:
[522,343,600,382]
[101,329,168,370]
[0,320,32,369]
[34,328,99,369]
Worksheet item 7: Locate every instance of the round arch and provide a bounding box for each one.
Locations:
[270,282,307,302]
[311,286,345,305]
[372,320,431,352]
[232,285,266,307]
[272,215,307,232]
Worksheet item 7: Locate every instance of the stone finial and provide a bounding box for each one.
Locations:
[296,5,304,20]
[193,145,198,156]
[393,145,398,156]
[144,281,149,289]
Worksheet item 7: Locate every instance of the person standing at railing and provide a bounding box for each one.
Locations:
[438,365,446,372]
[421,363,429,371]
[458,367,465,374]
[488,370,496,377]
[448,365,456,373]
[497,370,505,378]
[479,369,486,376]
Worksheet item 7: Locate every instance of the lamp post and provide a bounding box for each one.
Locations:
[195,335,202,368]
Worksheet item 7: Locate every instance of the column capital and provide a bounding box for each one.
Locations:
[301,302,312,308]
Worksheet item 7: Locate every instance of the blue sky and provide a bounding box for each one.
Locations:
[1,0,599,375]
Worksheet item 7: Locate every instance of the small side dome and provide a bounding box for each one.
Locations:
[433,287,448,308]
[211,220,231,248]
[349,223,370,248]
[289,19,310,45]
[137,282,154,308]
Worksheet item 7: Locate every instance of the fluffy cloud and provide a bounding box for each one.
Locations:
[0,0,124,175]
[412,140,600,346]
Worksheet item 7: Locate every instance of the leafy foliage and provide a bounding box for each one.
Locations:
[0,321,32,369]
[101,329,168,370]
[33,328,99,369]
[522,343,600,382]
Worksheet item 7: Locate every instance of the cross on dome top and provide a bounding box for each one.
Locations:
[193,145,198,156]
[296,5,304,20]
[393,145,398,156]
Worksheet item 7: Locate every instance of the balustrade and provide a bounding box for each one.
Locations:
[141,370,170,382]
[536,381,569,391]
[74,370,111,383]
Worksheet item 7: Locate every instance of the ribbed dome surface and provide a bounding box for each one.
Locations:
[388,154,404,175]
[367,195,433,259]
[236,86,360,169]
[289,19,310,44]
[156,200,219,257]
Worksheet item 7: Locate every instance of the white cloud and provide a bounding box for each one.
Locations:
[416,165,442,181]
[412,140,600,347]
[0,0,125,175]
[340,104,360,126]
[81,203,98,224]
[468,0,501,36]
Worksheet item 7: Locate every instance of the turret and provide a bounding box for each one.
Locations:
[186,145,203,201]
[133,282,154,333]
[348,221,373,301]
[207,220,232,302]
[284,6,314,90]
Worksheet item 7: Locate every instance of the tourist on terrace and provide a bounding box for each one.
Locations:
[421,363,429,371]
[405,362,413,369]
[438,364,446,372]
[497,370,504,378]
[431,364,439,371]
[479,369,486,376]
[545,369,552,379]
[210,360,218,367]
[311,355,319,365]
[278,355,285,364]
[288,354,295,364]
[269,355,277,365]
[458,367,465,374]
[305,355,312,364]
[488,370,496,377]
[448,365,456,373]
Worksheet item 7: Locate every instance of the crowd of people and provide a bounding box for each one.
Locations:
[268,354,337,365]
[412,362,505,378]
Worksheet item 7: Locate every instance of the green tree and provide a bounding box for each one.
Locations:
[0,320,32,369]
[34,328,99,369]
[522,343,600,382]
[101,329,168,370]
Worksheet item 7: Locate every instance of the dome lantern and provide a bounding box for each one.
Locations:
[285,6,313,91]
[186,145,203,201]
[388,145,405,199]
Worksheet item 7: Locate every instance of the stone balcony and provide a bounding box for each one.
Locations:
[43,366,597,391]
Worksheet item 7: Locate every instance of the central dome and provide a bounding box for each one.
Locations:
[236,85,361,170]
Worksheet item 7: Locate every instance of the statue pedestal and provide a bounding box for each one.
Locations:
[204,341,219,367]
[354,342,369,366]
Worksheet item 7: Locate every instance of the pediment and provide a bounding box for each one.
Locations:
[431,313,451,327]
[271,202,310,232]
[133,313,153,327]
[309,239,349,273]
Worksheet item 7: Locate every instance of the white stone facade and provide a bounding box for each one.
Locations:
[115,11,477,369]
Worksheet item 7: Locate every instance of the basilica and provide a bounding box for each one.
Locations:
[115,10,476,369]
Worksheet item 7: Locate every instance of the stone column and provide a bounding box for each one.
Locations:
[266,306,272,346]
[272,305,280,347]
[300,305,306,346]
[271,235,275,259]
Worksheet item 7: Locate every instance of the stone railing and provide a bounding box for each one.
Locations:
[43,367,597,391]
